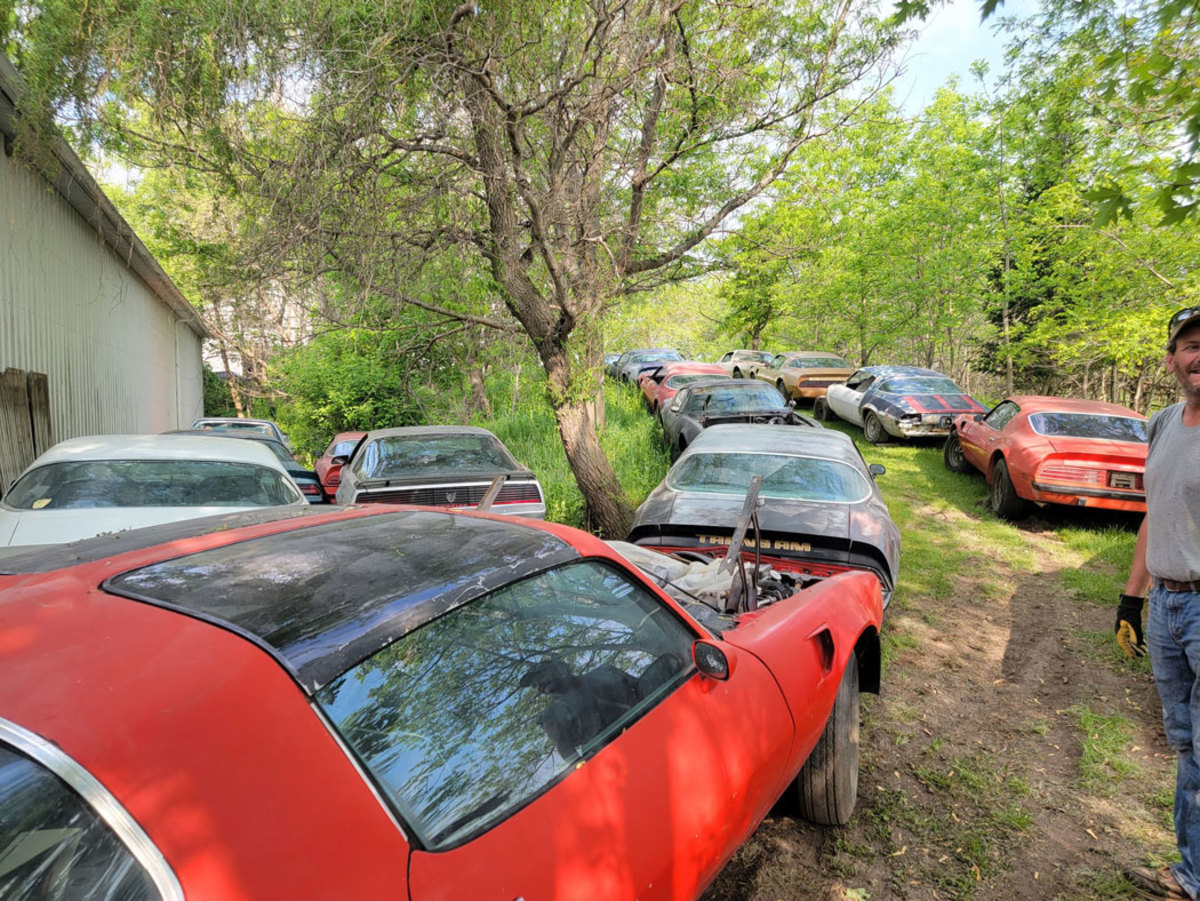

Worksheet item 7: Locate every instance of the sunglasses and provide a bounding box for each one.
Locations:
[1169,307,1200,337]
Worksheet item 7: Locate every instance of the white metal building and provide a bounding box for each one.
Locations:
[0,52,210,491]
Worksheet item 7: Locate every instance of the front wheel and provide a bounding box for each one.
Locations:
[863,411,888,445]
[813,397,831,422]
[990,458,1028,519]
[943,431,973,474]
[796,655,860,826]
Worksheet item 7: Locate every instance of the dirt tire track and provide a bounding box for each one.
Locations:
[704,507,1172,901]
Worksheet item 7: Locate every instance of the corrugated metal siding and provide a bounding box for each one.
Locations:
[0,147,204,442]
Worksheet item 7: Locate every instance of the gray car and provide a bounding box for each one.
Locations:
[612,348,683,383]
[659,378,818,457]
[334,425,546,519]
[628,424,899,606]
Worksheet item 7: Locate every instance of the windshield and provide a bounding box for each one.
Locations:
[631,351,681,364]
[682,384,786,414]
[668,452,871,502]
[356,434,520,480]
[1028,412,1148,442]
[3,460,302,509]
[733,351,773,363]
[877,377,964,395]
[316,560,694,850]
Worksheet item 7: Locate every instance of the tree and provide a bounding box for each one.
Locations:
[5,0,899,535]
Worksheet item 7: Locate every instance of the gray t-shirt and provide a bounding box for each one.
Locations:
[1146,403,1200,582]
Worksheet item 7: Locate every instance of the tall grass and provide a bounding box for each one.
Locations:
[478,373,669,529]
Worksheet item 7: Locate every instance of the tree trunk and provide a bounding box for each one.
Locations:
[467,369,492,418]
[554,397,634,537]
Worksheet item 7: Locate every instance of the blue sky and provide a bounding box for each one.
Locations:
[891,0,1040,114]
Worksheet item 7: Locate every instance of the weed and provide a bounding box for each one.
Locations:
[1073,704,1139,792]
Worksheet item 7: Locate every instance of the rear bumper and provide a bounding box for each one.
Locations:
[1029,483,1146,512]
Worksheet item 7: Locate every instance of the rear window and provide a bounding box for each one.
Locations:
[665,373,730,389]
[3,461,302,510]
[682,384,786,414]
[315,561,694,850]
[668,451,871,502]
[1028,412,1148,442]
[196,421,275,439]
[788,356,849,369]
[877,377,963,395]
[356,434,519,480]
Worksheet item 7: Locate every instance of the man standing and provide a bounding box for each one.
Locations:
[1119,307,1200,900]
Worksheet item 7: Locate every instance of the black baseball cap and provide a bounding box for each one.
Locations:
[1168,307,1200,348]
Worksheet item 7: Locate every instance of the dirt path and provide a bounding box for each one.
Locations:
[703,505,1174,901]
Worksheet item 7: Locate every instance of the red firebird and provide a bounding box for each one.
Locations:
[0,505,881,900]
[943,395,1148,519]
[638,361,731,415]
[314,429,366,496]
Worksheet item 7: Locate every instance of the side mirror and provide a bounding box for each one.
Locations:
[973,414,984,422]
[332,454,349,465]
[693,640,736,681]
[869,463,886,477]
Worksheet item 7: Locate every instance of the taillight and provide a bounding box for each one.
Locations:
[301,483,323,497]
[1037,464,1103,484]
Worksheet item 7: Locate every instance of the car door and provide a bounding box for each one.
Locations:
[958,400,1020,470]
[400,560,796,901]
[826,371,873,426]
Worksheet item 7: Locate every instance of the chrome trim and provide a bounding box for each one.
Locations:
[0,717,184,900]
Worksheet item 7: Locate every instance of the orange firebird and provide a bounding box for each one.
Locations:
[944,395,1147,519]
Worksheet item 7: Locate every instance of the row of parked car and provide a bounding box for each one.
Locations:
[614,346,1150,521]
[1,405,885,896]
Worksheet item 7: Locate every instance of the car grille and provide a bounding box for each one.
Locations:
[356,482,543,506]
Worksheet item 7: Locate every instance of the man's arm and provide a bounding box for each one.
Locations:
[1126,516,1151,597]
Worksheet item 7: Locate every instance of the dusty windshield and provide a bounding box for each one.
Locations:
[1029,412,1148,442]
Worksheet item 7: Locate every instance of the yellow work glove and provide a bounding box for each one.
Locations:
[1115,594,1147,658]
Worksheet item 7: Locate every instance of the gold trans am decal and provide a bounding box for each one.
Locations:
[697,533,812,553]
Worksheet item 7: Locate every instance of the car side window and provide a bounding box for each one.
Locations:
[770,355,786,368]
[0,742,162,899]
[983,401,1020,430]
[683,392,710,414]
[316,560,696,851]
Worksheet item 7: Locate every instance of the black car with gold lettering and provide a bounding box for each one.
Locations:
[628,424,899,607]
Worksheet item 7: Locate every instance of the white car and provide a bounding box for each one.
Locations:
[0,434,307,547]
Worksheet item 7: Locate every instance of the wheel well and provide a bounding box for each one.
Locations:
[987,451,1005,481]
[854,628,881,695]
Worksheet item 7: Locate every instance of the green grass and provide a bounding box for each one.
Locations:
[1072,704,1140,792]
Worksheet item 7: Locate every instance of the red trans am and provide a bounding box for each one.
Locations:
[943,395,1148,519]
[314,429,366,496]
[638,361,731,415]
[0,505,882,900]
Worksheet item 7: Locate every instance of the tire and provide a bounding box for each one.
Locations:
[813,397,831,422]
[863,411,888,445]
[943,431,973,474]
[990,457,1028,519]
[732,368,744,379]
[796,655,860,826]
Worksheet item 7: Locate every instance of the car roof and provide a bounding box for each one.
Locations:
[4,508,584,694]
[682,423,860,460]
[360,425,503,441]
[679,378,773,392]
[192,417,279,427]
[23,434,287,469]
[859,365,946,378]
[1002,395,1146,418]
